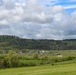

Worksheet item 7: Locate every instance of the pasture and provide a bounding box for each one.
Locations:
[0,60,76,75]
[0,50,76,75]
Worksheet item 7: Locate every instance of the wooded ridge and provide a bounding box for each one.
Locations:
[0,35,76,50]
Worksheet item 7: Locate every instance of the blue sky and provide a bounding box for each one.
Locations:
[44,0,76,13]
[0,0,76,39]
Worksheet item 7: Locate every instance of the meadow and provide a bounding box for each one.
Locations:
[0,50,76,75]
[0,60,76,75]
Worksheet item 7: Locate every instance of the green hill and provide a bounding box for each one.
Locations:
[0,35,76,50]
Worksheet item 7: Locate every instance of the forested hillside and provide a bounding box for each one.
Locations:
[0,35,76,50]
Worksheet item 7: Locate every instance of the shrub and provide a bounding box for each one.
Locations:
[7,50,19,67]
[33,54,39,59]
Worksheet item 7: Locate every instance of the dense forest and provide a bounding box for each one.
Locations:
[0,35,76,51]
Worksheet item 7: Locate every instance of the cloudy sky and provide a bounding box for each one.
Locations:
[0,0,76,39]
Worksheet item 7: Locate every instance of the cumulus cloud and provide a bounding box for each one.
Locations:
[0,0,76,39]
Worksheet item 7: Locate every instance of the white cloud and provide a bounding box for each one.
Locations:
[64,5,76,9]
[0,19,8,25]
[0,0,76,39]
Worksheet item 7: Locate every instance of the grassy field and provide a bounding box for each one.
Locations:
[0,50,76,75]
[0,60,76,75]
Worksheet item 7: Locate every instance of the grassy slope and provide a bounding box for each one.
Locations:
[0,61,76,75]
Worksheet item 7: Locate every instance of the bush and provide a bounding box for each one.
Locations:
[67,56,75,60]
[33,54,39,59]
[7,50,20,67]
[0,50,20,68]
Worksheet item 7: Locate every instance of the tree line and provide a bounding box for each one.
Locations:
[0,35,76,50]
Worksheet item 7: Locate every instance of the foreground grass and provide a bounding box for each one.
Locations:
[0,61,76,75]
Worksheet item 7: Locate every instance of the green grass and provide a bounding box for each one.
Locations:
[0,60,76,75]
[0,50,76,75]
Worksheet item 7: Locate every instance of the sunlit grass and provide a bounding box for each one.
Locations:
[0,61,76,75]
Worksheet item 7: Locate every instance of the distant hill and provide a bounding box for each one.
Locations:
[0,35,76,50]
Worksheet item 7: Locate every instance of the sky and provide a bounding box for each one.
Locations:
[0,0,76,39]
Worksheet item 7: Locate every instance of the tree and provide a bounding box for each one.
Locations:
[7,50,19,67]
